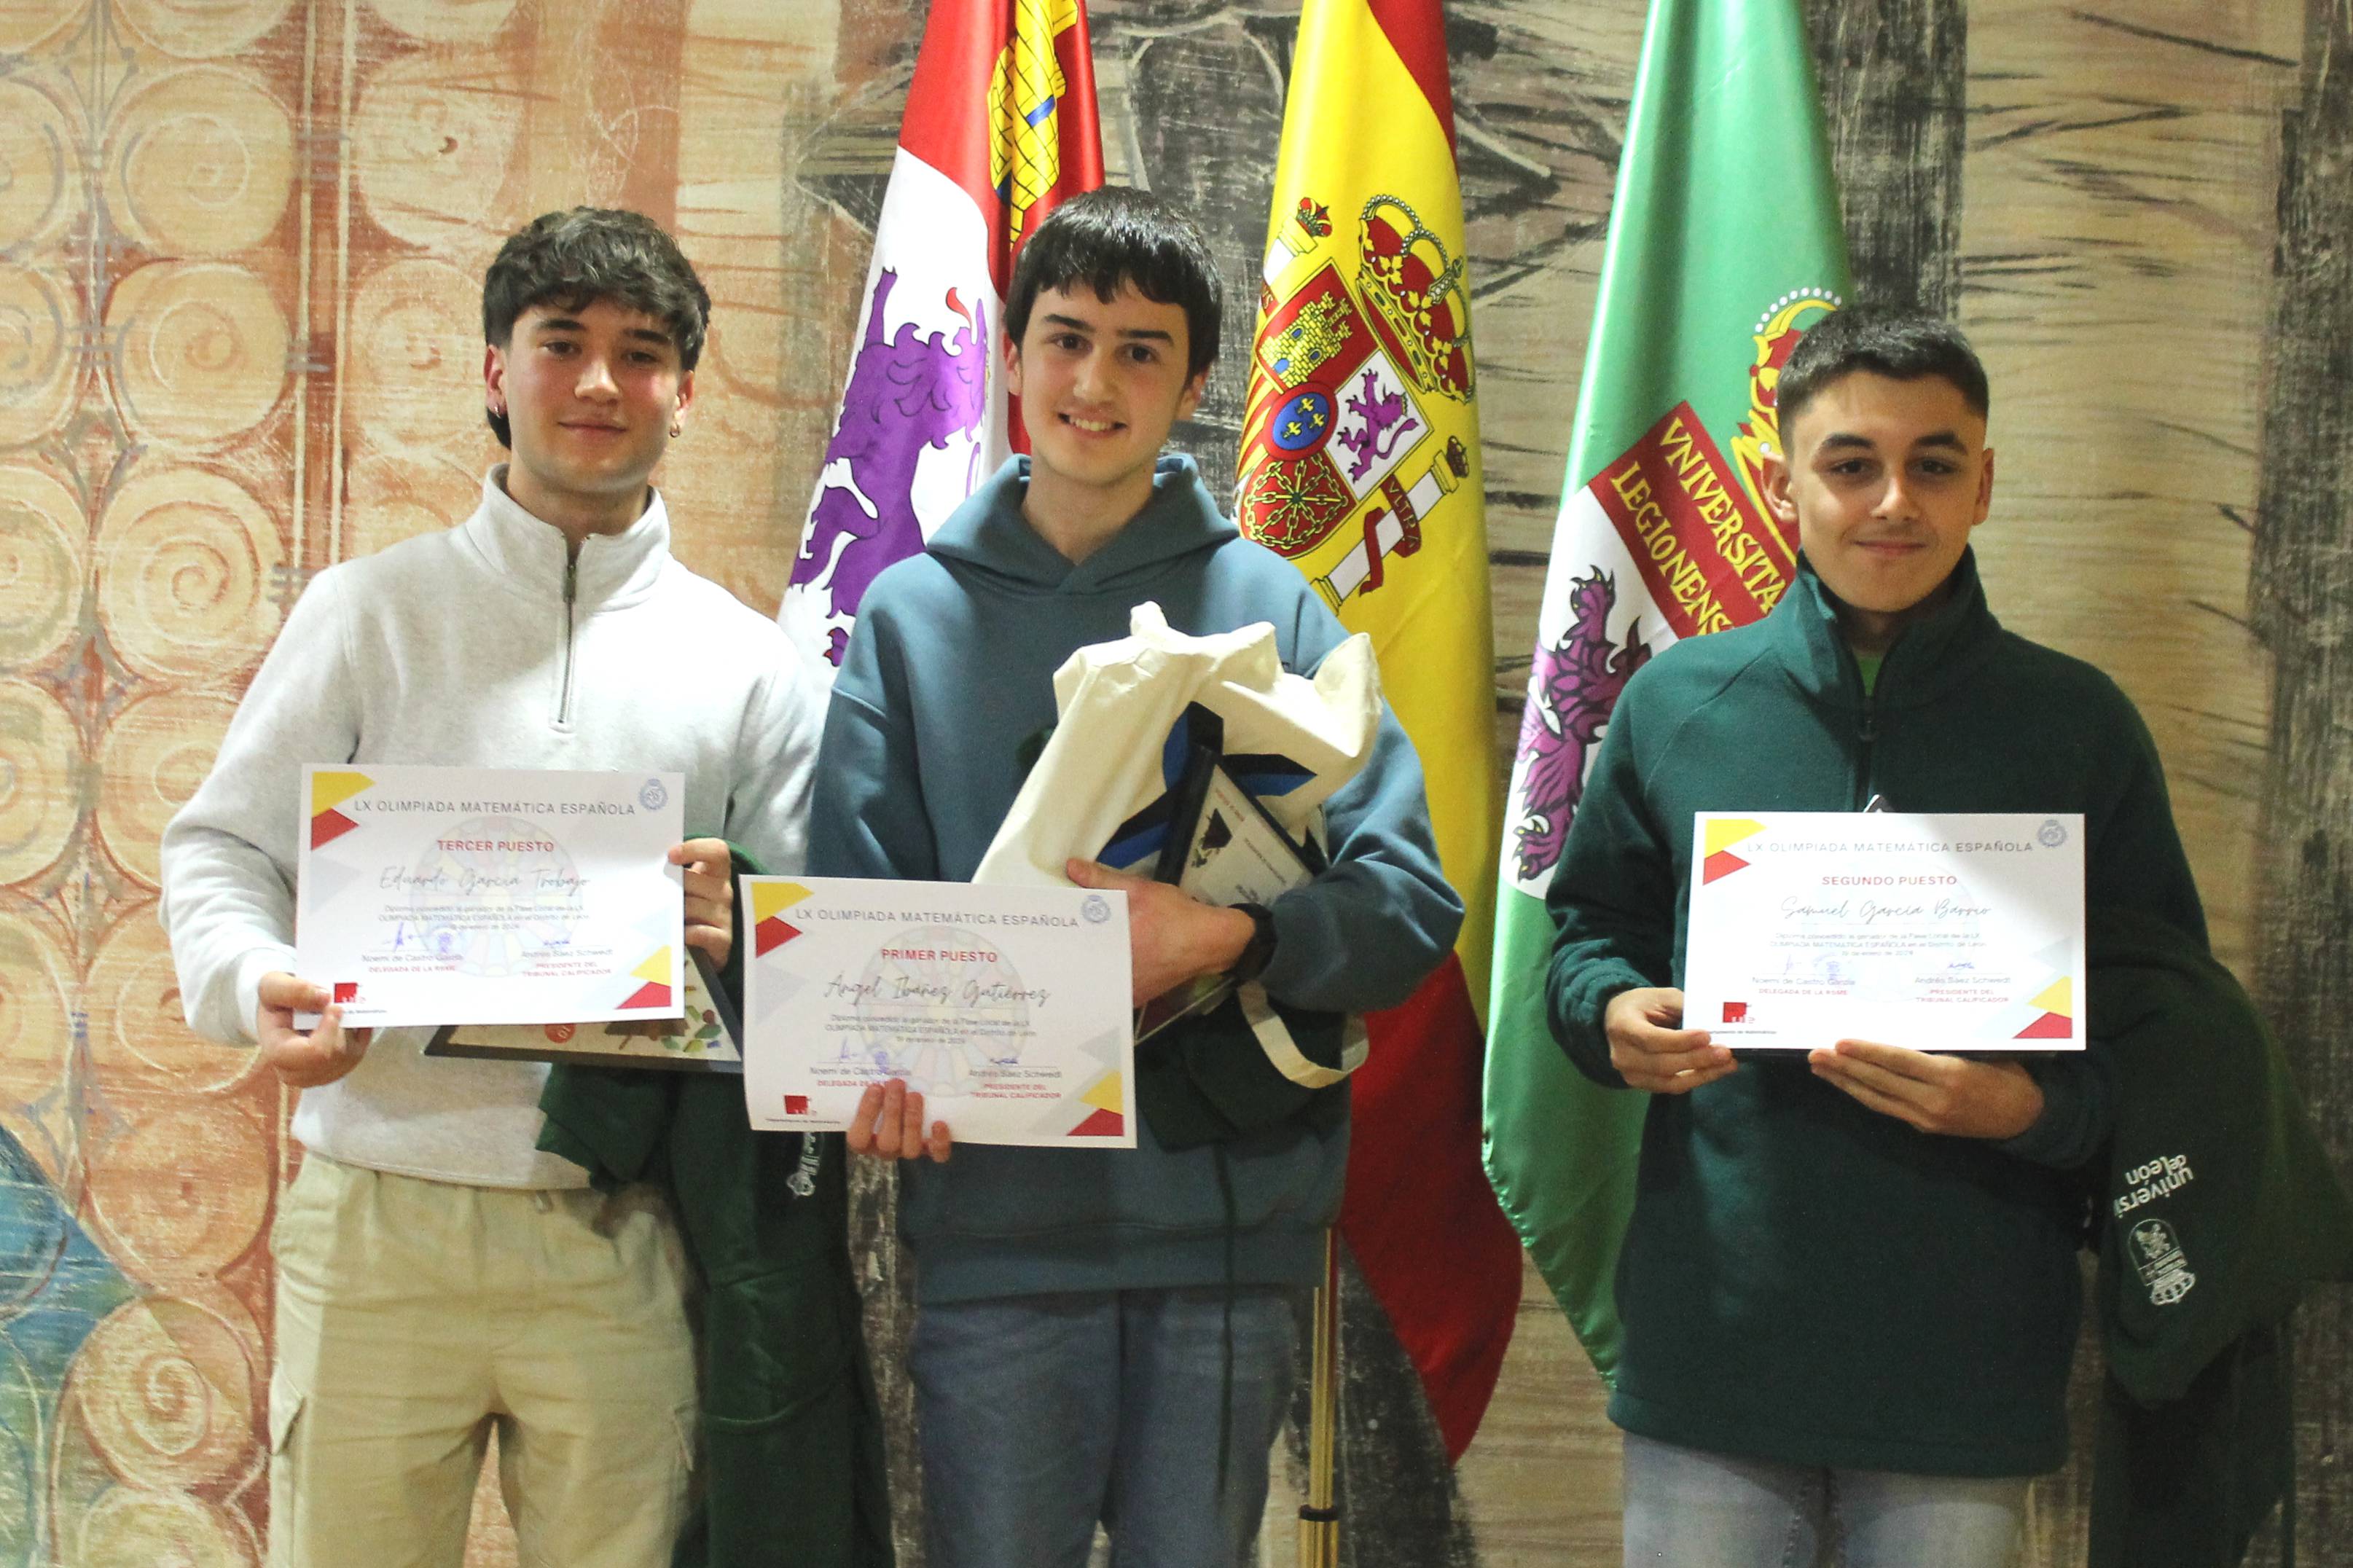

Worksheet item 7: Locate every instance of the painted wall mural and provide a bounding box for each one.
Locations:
[0,1,2342,1565]
[0,2,823,1561]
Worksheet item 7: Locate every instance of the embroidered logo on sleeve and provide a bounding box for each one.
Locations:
[2129,1217,2197,1306]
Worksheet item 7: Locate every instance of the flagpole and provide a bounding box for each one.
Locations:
[1299,1228,1340,1567]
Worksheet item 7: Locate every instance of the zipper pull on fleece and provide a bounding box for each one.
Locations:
[1854,697,1879,811]
[557,553,580,726]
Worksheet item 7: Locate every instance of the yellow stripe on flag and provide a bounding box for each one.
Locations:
[310,770,372,816]
[1240,0,1495,1009]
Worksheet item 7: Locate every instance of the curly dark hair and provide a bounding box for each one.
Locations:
[482,208,710,446]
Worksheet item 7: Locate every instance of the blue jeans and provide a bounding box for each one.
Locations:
[1621,1432,2029,1568]
[911,1287,1299,1568]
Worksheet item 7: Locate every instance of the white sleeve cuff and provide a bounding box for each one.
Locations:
[230,944,299,1045]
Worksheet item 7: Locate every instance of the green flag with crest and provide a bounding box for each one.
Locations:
[1484,0,1855,1377]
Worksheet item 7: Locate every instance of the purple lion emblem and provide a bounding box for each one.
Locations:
[1514,567,1653,882]
[1334,366,1420,480]
[791,268,990,665]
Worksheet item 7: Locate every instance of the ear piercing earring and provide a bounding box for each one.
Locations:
[669,420,683,438]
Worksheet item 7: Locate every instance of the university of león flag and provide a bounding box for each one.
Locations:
[781,0,1103,676]
[1240,0,1522,1461]
[1484,0,1853,1378]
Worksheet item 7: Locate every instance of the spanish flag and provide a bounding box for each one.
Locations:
[1238,0,1520,1460]
[781,0,1103,675]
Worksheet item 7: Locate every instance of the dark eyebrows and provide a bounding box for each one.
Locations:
[1810,430,1971,457]
[528,317,676,350]
[1036,312,1172,345]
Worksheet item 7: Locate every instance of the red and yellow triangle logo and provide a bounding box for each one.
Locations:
[619,946,674,1010]
[2013,976,2075,1040]
[1700,818,1766,885]
[1068,1070,1124,1138]
[752,882,817,957]
[309,770,372,849]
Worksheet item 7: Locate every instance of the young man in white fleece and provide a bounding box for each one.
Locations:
[160,208,824,1568]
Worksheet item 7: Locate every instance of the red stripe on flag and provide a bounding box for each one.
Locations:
[1338,950,1521,1461]
[898,0,1105,300]
[897,0,998,216]
[1051,9,1107,205]
[1365,0,1456,152]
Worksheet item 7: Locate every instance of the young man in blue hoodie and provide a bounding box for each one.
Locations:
[807,187,1463,1568]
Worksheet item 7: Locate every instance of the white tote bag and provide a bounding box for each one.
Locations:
[974,601,1381,887]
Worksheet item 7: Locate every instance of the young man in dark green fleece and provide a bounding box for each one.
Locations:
[807,188,1461,1568]
[1546,307,2207,1568]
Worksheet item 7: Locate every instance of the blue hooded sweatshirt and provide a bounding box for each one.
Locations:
[808,455,1463,1304]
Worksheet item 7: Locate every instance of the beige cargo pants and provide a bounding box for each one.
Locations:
[266,1153,697,1568]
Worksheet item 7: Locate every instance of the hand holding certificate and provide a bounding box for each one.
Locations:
[1682,811,2086,1053]
[294,764,686,1029]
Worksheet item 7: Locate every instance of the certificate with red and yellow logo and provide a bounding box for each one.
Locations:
[294,764,685,1029]
[1683,812,2085,1052]
[740,876,1136,1148]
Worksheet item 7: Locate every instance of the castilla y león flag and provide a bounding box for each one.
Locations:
[1484,0,1852,1379]
[1239,0,1520,1461]
[780,0,1103,675]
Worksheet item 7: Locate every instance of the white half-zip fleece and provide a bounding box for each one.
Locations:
[161,469,824,1188]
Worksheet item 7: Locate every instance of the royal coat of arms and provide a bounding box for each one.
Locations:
[1238,194,1476,612]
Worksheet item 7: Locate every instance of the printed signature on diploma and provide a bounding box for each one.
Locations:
[1777,895,1993,924]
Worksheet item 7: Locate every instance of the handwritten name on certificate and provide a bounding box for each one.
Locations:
[740,877,1136,1148]
[1683,812,2086,1051]
[295,764,685,1028]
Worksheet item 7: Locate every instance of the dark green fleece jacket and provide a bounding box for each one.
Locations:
[2087,911,2353,1566]
[539,850,893,1568]
[1546,549,2206,1476]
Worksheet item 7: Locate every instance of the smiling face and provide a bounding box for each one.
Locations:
[1763,369,1994,653]
[1005,281,1207,532]
[484,296,694,537]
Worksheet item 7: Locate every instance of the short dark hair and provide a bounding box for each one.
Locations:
[1005,187,1223,382]
[482,208,711,446]
[1777,305,1989,440]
